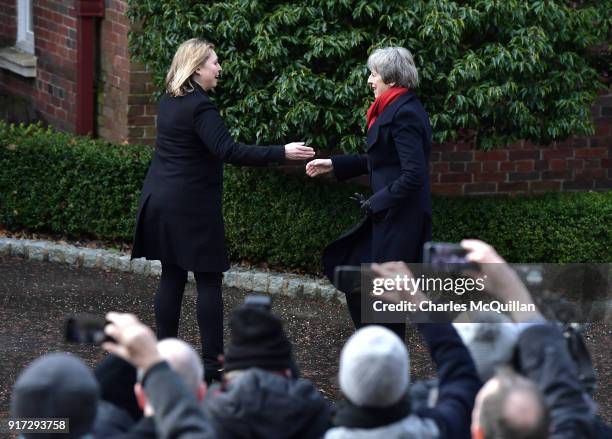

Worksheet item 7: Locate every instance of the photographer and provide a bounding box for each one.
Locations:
[11,353,100,439]
[98,338,208,439]
[461,239,608,439]
[103,312,215,439]
[330,261,481,439]
[204,302,331,439]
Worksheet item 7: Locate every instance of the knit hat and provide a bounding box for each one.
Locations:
[453,312,519,381]
[11,352,100,438]
[339,325,409,408]
[223,306,293,373]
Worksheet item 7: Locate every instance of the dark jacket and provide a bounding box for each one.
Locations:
[132,85,285,272]
[517,324,602,439]
[92,401,135,438]
[205,368,332,439]
[108,417,156,439]
[142,362,215,439]
[411,323,480,439]
[323,91,432,282]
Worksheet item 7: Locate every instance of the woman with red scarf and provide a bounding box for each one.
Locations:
[306,47,432,340]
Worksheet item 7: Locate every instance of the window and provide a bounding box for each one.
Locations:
[16,0,34,54]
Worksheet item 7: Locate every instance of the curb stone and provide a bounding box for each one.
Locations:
[0,237,341,302]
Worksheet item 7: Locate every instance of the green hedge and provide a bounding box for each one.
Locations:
[0,122,610,272]
[127,0,610,150]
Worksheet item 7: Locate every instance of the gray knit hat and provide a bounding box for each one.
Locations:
[339,325,409,408]
[11,352,100,438]
[453,312,519,381]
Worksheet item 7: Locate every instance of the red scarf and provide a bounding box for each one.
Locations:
[366,87,409,129]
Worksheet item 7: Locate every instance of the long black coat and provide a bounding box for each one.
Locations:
[132,85,285,272]
[323,91,432,282]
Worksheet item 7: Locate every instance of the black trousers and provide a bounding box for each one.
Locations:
[154,263,223,381]
[344,290,406,341]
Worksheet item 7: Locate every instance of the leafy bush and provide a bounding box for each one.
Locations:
[0,122,151,240]
[1,122,610,272]
[127,0,609,150]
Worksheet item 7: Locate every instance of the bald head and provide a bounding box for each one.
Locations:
[502,389,545,433]
[473,368,549,439]
[156,338,204,394]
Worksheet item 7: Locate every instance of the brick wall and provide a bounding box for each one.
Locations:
[127,59,157,145]
[0,1,78,132]
[429,93,612,195]
[0,1,17,47]
[97,0,129,142]
[1,0,157,143]
[97,0,156,145]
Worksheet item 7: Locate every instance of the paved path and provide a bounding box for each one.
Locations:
[0,237,340,300]
[0,255,359,418]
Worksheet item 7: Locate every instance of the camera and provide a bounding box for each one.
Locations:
[64,314,111,345]
[423,242,478,272]
[333,265,376,295]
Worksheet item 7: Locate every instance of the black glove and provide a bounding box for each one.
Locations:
[349,192,377,219]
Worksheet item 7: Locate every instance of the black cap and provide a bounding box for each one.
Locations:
[11,353,99,438]
[224,306,293,373]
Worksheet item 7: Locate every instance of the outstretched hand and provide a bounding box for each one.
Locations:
[305,159,333,177]
[284,142,315,160]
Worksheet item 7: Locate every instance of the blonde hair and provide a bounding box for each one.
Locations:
[165,38,215,97]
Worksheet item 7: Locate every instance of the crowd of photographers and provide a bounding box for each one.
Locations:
[10,240,611,439]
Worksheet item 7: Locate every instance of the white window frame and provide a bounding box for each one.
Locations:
[16,0,34,54]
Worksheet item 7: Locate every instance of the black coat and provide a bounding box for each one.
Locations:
[132,85,285,272]
[517,324,605,439]
[205,368,332,439]
[323,91,432,282]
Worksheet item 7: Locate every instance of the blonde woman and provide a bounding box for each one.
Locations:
[132,38,314,382]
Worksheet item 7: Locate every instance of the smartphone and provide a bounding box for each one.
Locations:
[333,265,376,294]
[423,242,477,272]
[64,314,110,345]
[244,295,272,311]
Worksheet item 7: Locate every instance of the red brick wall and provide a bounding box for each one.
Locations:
[0,1,17,47]
[429,93,612,195]
[0,1,78,131]
[98,0,157,145]
[127,59,157,145]
[1,0,157,143]
[97,0,129,142]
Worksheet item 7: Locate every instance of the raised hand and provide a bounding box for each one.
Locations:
[284,142,315,160]
[305,158,333,177]
[102,312,162,372]
[461,239,541,322]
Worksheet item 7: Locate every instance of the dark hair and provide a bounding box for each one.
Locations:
[480,368,550,439]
